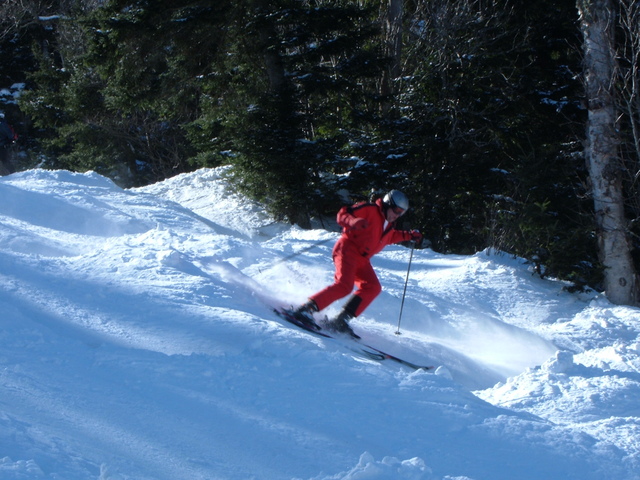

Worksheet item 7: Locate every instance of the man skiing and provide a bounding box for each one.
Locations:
[0,115,18,176]
[292,190,422,337]
[0,116,17,147]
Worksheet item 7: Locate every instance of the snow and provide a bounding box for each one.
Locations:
[1,166,639,480]
[0,84,25,105]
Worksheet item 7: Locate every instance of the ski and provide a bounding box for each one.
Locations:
[356,343,434,370]
[273,308,434,371]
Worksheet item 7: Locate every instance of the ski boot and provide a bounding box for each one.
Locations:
[290,300,321,330]
[326,310,360,339]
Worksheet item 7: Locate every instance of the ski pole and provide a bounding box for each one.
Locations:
[395,242,415,335]
[258,236,334,274]
[277,236,333,263]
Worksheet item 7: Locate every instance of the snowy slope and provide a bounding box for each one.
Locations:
[0,167,638,480]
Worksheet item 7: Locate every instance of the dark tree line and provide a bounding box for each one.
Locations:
[1,0,639,304]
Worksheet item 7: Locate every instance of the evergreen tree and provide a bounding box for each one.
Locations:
[21,0,234,186]
[221,0,386,225]
[356,0,594,287]
[0,0,71,171]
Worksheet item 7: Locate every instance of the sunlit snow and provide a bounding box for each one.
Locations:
[1,167,638,479]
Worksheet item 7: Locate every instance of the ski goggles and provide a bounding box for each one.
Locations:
[390,205,406,216]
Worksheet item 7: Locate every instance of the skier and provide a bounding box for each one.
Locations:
[292,190,423,337]
[0,115,18,176]
[0,115,17,147]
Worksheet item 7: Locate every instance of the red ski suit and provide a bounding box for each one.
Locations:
[309,198,415,317]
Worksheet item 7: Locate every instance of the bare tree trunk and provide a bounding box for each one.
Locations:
[381,0,404,103]
[578,0,638,305]
[252,0,287,95]
[387,0,404,80]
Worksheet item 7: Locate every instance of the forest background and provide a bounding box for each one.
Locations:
[1,0,639,305]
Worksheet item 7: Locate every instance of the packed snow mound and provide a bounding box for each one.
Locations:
[136,166,282,238]
[1,168,639,480]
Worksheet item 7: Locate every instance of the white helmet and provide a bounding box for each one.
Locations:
[383,190,409,212]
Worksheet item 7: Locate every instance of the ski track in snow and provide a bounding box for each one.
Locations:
[0,167,638,480]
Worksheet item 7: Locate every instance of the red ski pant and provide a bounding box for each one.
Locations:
[310,238,382,317]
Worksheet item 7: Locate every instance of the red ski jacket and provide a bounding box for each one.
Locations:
[336,198,413,258]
